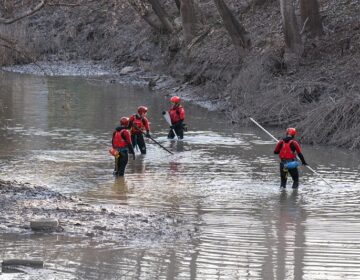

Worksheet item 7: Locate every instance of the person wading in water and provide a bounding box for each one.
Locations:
[111,117,135,176]
[165,96,185,139]
[129,106,151,154]
[273,128,307,189]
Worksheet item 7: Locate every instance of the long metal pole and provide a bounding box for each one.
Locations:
[131,125,173,155]
[147,135,174,155]
[249,117,333,187]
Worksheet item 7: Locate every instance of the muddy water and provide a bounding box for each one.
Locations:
[1,71,360,279]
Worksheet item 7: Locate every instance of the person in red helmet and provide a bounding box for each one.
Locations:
[166,96,185,139]
[273,127,307,189]
[128,106,151,154]
[112,117,135,176]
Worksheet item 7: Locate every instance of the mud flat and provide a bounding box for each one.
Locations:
[0,179,195,244]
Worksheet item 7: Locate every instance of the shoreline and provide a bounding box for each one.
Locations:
[0,178,194,245]
[1,60,227,112]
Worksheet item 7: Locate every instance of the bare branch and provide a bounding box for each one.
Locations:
[47,2,81,6]
[0,0,47,25]
[299,0,323,36]
[300,17,309,35]
[186,27,213,51]
[0,33,14,45]
[47,0,98,7]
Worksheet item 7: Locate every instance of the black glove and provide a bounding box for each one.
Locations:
[170,125,175,129]
[162,111,166,115]
[302,161,307,166]
[145,131,150,138]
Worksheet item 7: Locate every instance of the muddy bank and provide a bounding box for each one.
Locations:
[0,179,195,244]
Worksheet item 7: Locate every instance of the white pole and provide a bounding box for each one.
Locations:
[163,111,179,139]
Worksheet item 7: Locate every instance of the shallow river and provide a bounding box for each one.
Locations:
[1,71,360,280]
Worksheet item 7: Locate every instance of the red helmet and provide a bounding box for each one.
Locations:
[137,106,148,115]
[120,117,129,127]
[286,127,297,136]
[170,96,180,103]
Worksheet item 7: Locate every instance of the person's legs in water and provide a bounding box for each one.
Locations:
[137,134,146,154]
[167,129,175,139]
[174,125,184,139]
[280,162,287,188]
[116,150,129,176]
[131,134,138,152]
[113,156,118,175]
[288,167,299,188]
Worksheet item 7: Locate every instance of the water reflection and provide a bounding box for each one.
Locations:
[169,140,185,152]
[276,190,306,280]
[169,161,182,174]
[127,154,146,175]
[111,177,129,201]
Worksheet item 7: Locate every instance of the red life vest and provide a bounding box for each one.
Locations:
[169,105,184,124]
[129,115,149,134]
[279,140,296,160]
[113,129,128,148]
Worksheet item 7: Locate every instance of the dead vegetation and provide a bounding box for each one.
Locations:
[298,87,360,149]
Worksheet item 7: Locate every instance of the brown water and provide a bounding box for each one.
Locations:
[1,71,360,279]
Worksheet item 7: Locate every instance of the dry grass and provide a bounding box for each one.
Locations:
[298,87,360,149]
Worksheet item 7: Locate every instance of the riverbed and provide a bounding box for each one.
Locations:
[1,71,360,279]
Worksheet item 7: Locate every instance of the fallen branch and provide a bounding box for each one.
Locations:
[47,2,81,6]
[186,27,214,51]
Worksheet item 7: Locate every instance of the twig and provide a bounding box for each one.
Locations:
[186,27,214,51]
[300,17,309,35]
